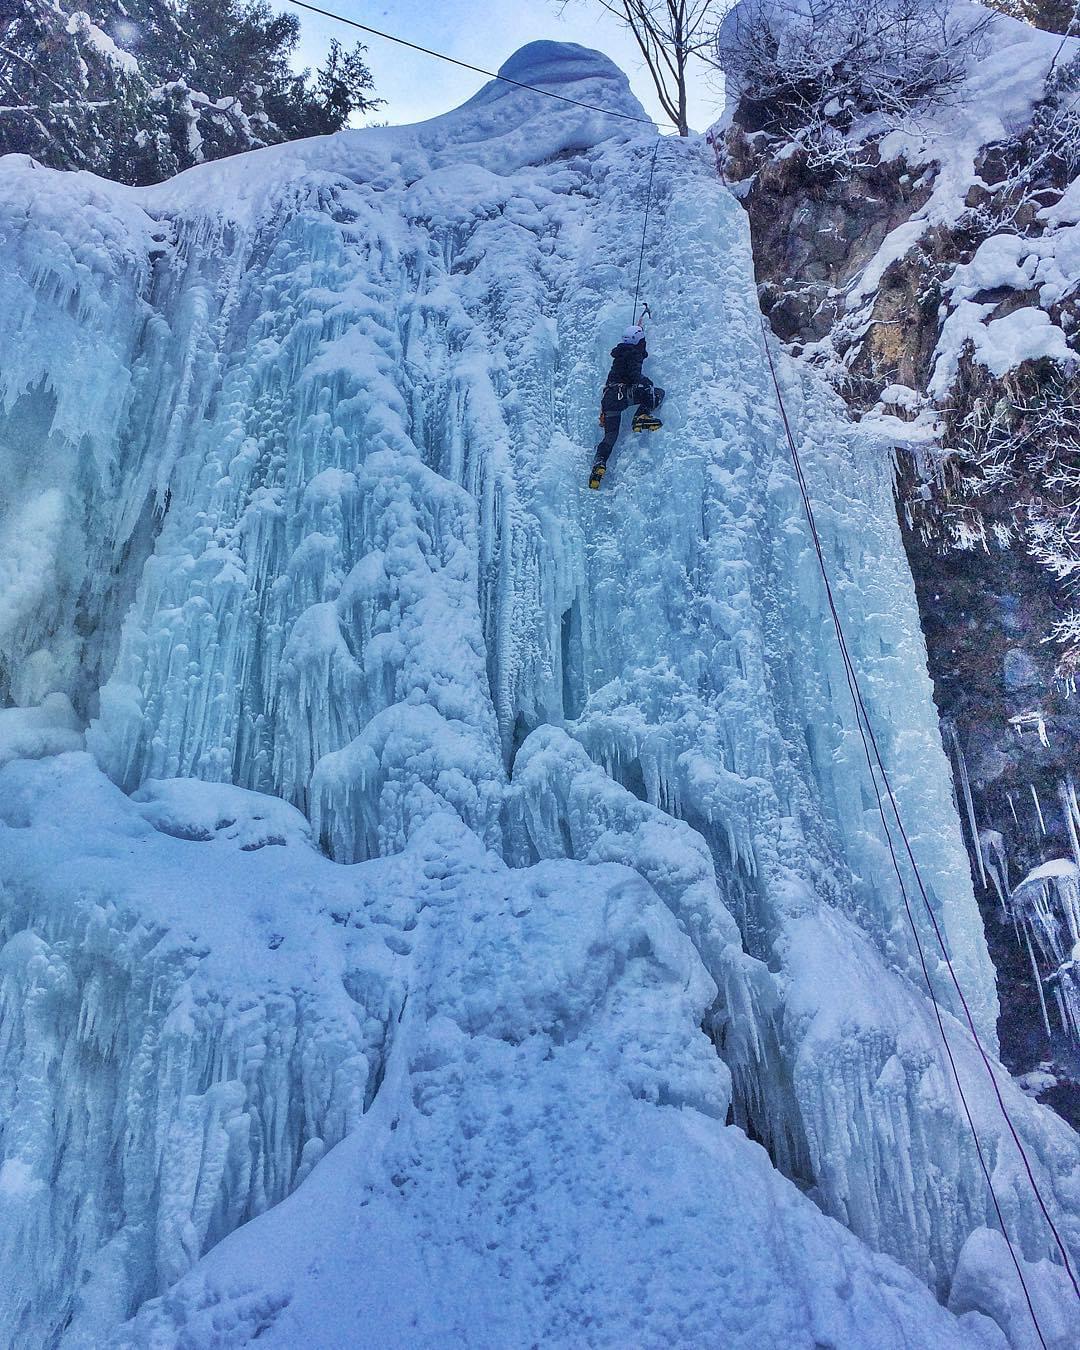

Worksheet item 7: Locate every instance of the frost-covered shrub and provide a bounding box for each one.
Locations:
[716,0,989,155]
[903,55,1080,664]
[956,51,1080,242]
[917,364,1080,661]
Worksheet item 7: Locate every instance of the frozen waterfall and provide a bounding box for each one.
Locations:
[1,39,1078,1350]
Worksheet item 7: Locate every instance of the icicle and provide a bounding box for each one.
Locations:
[1009,709,1051,748]
[944,721,986,888]
[979,830,1010,919]
[1053,982,1069,1036]
[1022,922,1053,1040]
[1013,862,1080,1046]
[1031,784,1047,836]
[1061,776,1080,877]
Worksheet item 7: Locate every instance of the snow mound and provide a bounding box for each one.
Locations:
[133,777,313,849]
[0,695,83,768]
[481,40,635,103]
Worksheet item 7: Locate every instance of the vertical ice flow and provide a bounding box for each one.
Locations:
[0,38,1078,1347]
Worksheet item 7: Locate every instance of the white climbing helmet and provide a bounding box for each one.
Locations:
[622,324,644,343]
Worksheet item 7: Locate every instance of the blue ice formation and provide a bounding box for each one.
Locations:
[0,41,1077,1350]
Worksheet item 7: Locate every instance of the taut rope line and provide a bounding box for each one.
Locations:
[759,316,1080,1347]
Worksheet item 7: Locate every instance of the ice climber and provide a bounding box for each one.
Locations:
[589,323,664,489]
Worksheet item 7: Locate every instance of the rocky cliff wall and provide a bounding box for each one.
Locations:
[719,5,1080,1121]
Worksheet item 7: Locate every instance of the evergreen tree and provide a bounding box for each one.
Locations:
[0,0,382,184]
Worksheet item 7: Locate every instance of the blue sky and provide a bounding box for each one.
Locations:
[277,1,723,131]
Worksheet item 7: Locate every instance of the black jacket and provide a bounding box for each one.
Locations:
[605,338,647,387]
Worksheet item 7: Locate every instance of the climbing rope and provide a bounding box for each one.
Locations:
[281,2,670,332]
[759,316,1080,1347]
[631,137,662,325]
[282,0,676,129]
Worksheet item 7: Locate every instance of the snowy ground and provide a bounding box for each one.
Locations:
[0,39,1078,1349]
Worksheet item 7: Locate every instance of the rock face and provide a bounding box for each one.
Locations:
[719,11,1080,1121]
[719,144,932,357]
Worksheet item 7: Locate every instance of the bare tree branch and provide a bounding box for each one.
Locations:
[568,0,724,134]
[0,42,72,99]
[716,0,991,158]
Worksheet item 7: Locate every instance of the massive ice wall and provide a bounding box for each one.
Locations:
[0,38,1078,1348]
[0,757,389,1346]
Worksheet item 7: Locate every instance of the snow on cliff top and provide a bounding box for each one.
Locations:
[0,41,651,228]
[813,4,1080,411]
[138,41,649,222]
[874,5,1076,223]
[845,4,1077,306]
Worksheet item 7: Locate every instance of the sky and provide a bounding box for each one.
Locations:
[276,1,725,133]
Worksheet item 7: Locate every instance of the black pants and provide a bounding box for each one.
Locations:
[595,379,663,465]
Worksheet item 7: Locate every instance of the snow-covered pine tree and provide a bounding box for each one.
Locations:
[0,0,381,183]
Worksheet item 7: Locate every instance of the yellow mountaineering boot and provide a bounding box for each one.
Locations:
[588,462,606,490]
[632,411,662,432]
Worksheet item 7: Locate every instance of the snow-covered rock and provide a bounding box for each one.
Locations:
[0,695,84,768]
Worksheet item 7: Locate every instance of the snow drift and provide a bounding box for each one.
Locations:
[0,38,1078,1348]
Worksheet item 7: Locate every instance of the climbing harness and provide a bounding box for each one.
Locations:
[759,315,1080,1349]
